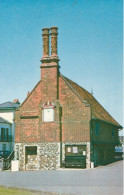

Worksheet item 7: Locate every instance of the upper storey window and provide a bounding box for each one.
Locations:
[112,129,115,137]
[42,101,55,122]
[95,122,100,135]
[1,128,9,141]
[43,108,54,122]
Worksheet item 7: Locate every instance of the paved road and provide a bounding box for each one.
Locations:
[0,160,123,195]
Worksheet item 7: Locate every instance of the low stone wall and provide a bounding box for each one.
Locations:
[15,142,90,170]
[15,143,60,171]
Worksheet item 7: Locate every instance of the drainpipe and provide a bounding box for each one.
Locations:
[90,105,94,166]
[59,106,62,167]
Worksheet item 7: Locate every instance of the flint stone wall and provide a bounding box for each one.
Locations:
[15,143,60,171]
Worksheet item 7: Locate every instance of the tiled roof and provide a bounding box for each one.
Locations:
[61,75,122,128]
[0,117,11,124]
[0,102,20,110]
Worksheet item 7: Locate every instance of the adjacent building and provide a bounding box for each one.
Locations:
[0,100,20,157]
[14,27,122,171]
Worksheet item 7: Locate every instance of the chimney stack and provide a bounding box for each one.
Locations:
[50,27,58,57]
[41,26,59,64]
[40,26,60,99]
[13,99,20,104]
[42,28,50,57]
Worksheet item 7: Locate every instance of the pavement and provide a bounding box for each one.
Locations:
[0,160,123,195]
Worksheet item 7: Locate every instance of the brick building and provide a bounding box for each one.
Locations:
[15,27,122,170]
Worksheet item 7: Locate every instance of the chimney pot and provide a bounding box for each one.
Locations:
[42,28,50,57]
[50,27,58,57]
[13,99,20,104]
[27,91,30,97]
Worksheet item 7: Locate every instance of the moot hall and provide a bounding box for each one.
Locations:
[14,27,122,170]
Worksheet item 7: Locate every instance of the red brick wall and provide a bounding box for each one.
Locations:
[15,64,60,143]
[15,71,91,144]
[59,76,91,142]
[41,66,58,101]
[21,81,42,111]
[15,81,42,143]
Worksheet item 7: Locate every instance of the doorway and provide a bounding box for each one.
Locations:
[25,146,37,170]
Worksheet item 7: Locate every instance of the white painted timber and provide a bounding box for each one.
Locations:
[11,160,19,172]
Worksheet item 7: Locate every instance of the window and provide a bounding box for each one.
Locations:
[73,147,78,153]
[67,147,71,152]
[95,123,100,135]
[43,108,54,122]
[112,129,114,137]
[65,145,86,156]
[26,146,37,155]
[1,128,8,141]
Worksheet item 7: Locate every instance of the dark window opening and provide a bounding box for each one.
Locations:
[95,123,100,135]
[26,146,37,155]
[112,129,114,137]
[1,128,8,141]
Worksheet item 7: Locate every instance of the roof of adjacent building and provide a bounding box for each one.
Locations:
[0,101,20,110]
[0,116,11,124]
[61,75,122,128]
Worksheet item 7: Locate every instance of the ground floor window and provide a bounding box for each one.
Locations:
[26,146,37,155]
[65,145,86,168]
[65,145,86,156]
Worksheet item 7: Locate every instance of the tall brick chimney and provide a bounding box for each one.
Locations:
[40,27,60,101]
[42,28,50,57]
[50,27,58,57]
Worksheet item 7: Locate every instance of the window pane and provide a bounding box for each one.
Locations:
[26,146,37,155]
[67,147,71,152]
[43,109,54,122]
[73,147,78,153]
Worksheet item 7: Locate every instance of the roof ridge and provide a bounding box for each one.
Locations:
[0,101,20,109]
[62,74,91,95]
[60,74,86,104]
[0,101,10,105]
[0,101,18,105]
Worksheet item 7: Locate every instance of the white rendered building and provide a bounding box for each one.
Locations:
[0,100,20,157]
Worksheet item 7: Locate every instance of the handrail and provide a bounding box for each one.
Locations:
[0,150,14,170]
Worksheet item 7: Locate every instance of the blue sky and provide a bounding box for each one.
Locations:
[0,0,123,132]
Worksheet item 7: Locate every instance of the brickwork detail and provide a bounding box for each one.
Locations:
[42,28,50,57]
[59,76,91,142]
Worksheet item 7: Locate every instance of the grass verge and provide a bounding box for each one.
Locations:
[0,186,61,195]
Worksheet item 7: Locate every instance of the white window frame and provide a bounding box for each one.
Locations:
[42,108,55,122]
